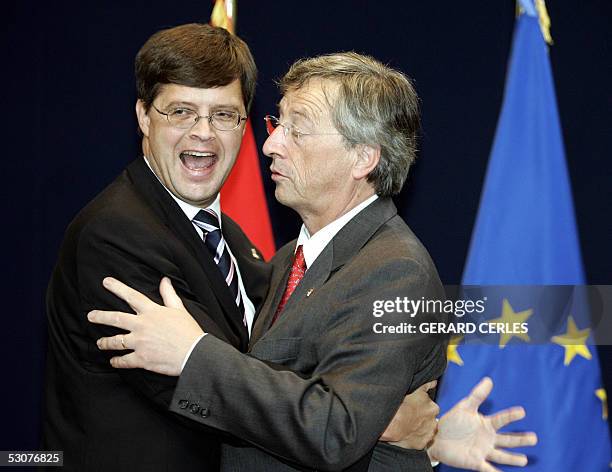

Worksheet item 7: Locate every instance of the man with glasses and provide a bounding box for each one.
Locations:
[88,52,537,471]
[42,23,270,471]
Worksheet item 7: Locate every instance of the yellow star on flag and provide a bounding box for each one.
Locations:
[487,299,532,348]
[595,389,608,420]
[551,316,592,366]
[447,336,464,366]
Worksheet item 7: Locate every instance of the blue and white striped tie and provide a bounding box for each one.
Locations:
[193,209,246,327]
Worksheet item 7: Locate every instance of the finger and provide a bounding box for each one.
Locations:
[109,352,142,369]
[96,334,132,351]
[495,432,538,448]
[487,448,528,467]
[102,277,155,312]
[463,376,493,411]
[419,380,438,392]
[159,277,185,309]
[477,463,501,472]
[88,310,137,331]
[488,406,526,430]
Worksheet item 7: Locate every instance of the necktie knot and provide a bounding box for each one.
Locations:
[292,245,307,274]
[193,209,223,250]
[193,208,220,232]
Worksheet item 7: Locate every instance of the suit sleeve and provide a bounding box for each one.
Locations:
[170,256,448,470]
[75,212,228,409]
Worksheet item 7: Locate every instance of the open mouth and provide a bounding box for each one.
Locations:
[180,151,217,171]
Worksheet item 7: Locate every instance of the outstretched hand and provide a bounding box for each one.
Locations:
[87,277,204,376]
[428,377,537,472]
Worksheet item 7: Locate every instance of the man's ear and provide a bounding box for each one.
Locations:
[352,144,381,180]
[135,100,151,137]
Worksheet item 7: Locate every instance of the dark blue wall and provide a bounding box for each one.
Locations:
[3,0,611,451]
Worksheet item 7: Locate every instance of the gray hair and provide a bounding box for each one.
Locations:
[280,52,420,197]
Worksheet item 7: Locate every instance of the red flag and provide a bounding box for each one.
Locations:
[212,0,276,259]
[221,120,276,260]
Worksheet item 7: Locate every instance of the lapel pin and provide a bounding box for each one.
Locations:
[306,288,314,297]
[251,248,261,259]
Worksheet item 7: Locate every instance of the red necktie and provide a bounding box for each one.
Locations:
[271,245,306,325]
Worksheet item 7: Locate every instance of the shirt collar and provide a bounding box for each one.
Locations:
[296,194,378,269]
[142,156,222,226]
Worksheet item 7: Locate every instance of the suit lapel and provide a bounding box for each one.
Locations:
[126,158,248,348]
[326,197,398,273]
[222,215,272,348]
[250,245,294,343]
[283,242,334,311]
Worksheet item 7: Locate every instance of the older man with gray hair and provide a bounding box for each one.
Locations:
[89,51,536,471]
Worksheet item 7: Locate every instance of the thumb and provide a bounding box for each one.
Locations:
[159,277,185,309]
[462,376,493,412]
[420,380,438,392]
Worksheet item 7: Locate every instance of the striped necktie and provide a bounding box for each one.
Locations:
[192,208,246,327]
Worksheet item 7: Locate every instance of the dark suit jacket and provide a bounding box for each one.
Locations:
[170,198,448,471]
[42,158,270,471]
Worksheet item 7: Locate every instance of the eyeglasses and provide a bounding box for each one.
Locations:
[153,105,247,131]
[264,115,341,141]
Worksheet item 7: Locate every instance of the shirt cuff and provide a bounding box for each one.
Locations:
[180,333,206,373]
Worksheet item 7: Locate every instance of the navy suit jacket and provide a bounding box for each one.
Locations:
[43,158,271,471]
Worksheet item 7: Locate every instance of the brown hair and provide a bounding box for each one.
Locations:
[135,23,257,113]
[280,52,420,197]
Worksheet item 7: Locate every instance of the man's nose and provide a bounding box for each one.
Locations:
[262,126,285,158]
[189,116,215,140]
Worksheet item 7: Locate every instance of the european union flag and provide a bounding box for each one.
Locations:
[437,1,611,470]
